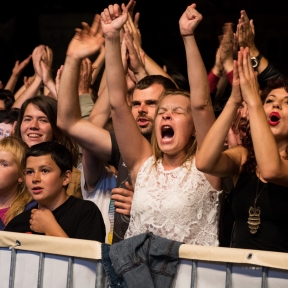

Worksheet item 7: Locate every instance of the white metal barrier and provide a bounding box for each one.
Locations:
[0,231,288,288]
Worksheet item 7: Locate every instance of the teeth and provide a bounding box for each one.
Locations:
[28,134,41,138]
[162,125,171,130]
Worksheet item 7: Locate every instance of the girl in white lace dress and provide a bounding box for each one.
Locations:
[101,2,222,245]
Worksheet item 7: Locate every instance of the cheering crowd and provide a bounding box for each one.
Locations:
[0,1,287,257]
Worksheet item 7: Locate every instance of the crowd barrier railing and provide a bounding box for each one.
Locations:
[0,231,288,288]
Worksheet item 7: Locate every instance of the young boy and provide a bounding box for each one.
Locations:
[5,142,105,242]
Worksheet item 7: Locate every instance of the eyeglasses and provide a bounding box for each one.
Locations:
[0,131,10,138]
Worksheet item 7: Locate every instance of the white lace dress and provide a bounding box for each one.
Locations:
[124,156,222,246]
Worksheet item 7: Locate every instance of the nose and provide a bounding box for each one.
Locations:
[162,112,171,120]
[138,103,147,114]
[272,101,281,109]
[32,172,40,184]
[29,119,39,130]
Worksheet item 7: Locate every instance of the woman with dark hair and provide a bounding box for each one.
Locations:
[197,48,288,252]
[14,96,82,198]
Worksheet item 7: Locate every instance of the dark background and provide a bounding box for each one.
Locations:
[1,0,288,90]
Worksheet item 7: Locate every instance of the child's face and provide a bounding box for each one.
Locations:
[0,150,22,193]
[25,155,71,210]
[0,123,13,139]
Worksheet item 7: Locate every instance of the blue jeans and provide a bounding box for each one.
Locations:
[102,232,182,288]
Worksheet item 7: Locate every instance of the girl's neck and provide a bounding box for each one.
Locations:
[162,152,189,170]
[0,189,18,209]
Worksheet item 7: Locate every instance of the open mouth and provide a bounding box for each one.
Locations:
[161,125,174,139]
[137,117,150,127]
[268,112,281,126]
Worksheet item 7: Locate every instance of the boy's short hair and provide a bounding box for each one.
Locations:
[26,142,73,174]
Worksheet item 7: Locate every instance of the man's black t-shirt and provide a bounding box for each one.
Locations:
[5,196,105,242]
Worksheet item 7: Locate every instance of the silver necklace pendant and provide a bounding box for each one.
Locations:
[248,206,261,234]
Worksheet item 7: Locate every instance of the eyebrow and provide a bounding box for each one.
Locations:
[268,94,288,98]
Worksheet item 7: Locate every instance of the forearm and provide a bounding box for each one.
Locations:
[5,74,19,93]
[196,97,240,174]
[45,79,57,99]
[105,33,128,109]
[143,54,176,85]
[14,84,27,100]
[89,86,111,128]
[91,51,105,85]
[12,76,42,109]
[45,223,69,237]
[183,35,210,109]
[57,56,82,129]
[249,46,268,74]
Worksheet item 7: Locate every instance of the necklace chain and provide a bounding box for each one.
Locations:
[254,177,267,206]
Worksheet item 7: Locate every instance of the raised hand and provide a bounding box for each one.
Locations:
[179,3,203,36]
[101,0,135,37]
[66,14,104,60]
[230,59,243,105]
[124,31,146,80]
[55,65,64,94]
[40,46,54,85]
[237,10,255,50]
[78,58,93,95]
[12,55,32,77]
[237,47,259,104]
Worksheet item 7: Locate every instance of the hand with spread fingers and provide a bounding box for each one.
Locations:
[12,55,32,77]
[66,14,104,60]
[179,3,203,37]
[111,181,134,216]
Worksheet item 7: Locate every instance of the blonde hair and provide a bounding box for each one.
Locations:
[151,89,197,167]
[0,137,32,224]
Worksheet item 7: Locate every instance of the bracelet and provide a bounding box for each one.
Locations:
[181,33,194,37]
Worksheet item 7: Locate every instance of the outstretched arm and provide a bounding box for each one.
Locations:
[57,15,114,162]
[179,4,214,148]
[179,4,222,189]
[101,0,152,184]
[238,48,288,186]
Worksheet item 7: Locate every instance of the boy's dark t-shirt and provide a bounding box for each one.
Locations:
[5,196,105,242]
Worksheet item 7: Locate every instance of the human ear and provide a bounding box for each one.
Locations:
[62,170,72,187]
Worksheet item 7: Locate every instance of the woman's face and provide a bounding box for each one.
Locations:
[155,94,194,157]
[263,87,288,140]
[20,104,53,147]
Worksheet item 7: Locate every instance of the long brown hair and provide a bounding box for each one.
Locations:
[151,89,197,167]
[0,137,32,224]
[14,96,79,166]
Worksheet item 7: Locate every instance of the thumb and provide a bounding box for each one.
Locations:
[125,181,134,191]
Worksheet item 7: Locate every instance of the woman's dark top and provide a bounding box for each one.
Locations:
[232,172,288,252]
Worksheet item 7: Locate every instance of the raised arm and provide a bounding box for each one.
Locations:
[238,48,288,186]
[179,4,214,148]
[237,10,268,74]
[57,15,114,162]
[101,0,152,184]
[5,55,32,93]
[196,59,247,179]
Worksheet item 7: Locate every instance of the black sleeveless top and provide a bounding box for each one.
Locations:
[232,172,288,252]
